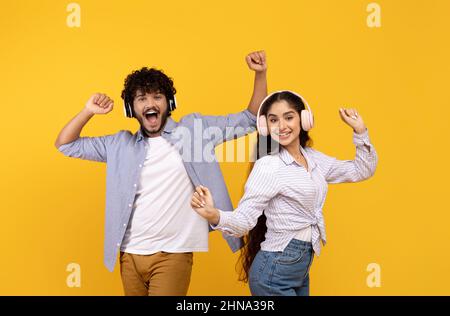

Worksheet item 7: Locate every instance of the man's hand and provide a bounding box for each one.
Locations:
[191,186,220,225]
[85,93,114,115]
[246,51,267,73]
[339,107,367,134]
[246,50,268,115]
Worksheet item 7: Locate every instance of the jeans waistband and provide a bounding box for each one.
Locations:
[287,238,313,250]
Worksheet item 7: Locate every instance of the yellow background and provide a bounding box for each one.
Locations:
[1,0,449,295]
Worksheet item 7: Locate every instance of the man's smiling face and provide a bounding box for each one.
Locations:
[133,90,169,137]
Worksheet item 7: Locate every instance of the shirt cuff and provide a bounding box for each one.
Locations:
[210,209,234,234]
[353,129,371,146]
[243,109,257,126]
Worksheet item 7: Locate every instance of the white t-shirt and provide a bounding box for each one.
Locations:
[120,136,209,254]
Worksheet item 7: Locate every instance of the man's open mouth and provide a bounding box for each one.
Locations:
[144,110,159,124]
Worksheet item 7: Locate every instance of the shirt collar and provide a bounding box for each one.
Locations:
[279,145,317,172]
[135,117,178,144]
[279,147,295,165]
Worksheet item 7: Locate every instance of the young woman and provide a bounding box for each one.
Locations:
[191,90,378,296]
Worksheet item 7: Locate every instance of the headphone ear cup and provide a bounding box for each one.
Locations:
[169,95,177,112]
[257,115,269,136]
[124,101,132,118]
[301,110,314,131]
[129,103,134,118]
[123,102,128,117]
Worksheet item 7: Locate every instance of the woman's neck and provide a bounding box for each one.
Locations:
[284,139,302,158]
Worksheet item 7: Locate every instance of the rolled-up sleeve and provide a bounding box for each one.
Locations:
[57,134,117,163]
[201,109,257,146]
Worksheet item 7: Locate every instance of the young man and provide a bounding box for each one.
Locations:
[55,51,267,296]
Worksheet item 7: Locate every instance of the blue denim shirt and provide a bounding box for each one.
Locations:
[58,110,257,272]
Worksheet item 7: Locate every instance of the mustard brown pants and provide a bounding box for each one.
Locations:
[120,251,193,296]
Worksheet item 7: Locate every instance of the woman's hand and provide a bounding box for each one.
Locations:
[191,186,220,225]
[339,108,367,134]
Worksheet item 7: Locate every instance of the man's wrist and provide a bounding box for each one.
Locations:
[255,70,267,77]
[82,107,95,117]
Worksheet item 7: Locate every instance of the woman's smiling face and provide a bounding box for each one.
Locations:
[266,100,301,147]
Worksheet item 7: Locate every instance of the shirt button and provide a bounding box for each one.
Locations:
[116,243,120,247]
[139,164,142,168]
[123,223,127,227]
[128,204,132,207]
[133,184,137,187]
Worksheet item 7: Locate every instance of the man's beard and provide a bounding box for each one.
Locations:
[140,109,169,137]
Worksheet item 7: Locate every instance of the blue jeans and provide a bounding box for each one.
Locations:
[249,239,314,296]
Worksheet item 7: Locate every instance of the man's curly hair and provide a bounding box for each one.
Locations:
[121,67,177,116]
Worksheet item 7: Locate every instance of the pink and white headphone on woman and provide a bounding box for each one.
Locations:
[256,90,314,136]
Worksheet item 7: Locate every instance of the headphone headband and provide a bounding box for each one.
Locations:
[256,90,314,135]
[123,91,177,118]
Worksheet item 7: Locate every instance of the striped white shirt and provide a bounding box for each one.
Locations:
[214,130,378,256]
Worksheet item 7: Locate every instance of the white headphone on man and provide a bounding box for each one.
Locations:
[256,90,314,136]
[123,93,177,118]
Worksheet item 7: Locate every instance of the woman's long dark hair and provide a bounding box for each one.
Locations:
[237,91,313,283]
